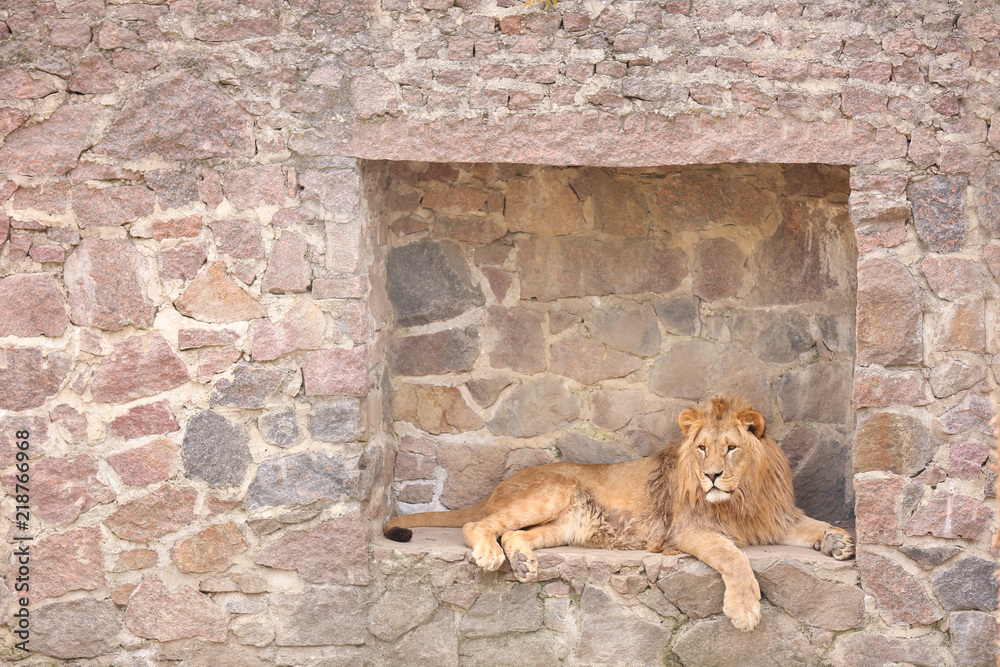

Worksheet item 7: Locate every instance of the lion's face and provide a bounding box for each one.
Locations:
[679,399,766,505]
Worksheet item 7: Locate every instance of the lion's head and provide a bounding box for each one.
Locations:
[675,396,798,531]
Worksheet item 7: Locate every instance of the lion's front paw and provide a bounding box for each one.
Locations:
[814,528,855,560]
[471,540,505,571]
[509,549,538,582]
[723,581,761,632]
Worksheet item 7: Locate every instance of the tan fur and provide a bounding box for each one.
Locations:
[384,395,855,631]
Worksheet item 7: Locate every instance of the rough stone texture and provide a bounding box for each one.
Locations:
[459,584,542,638]
[853,412,936,476]
[303,346,370,397]
[172,523,248,574]
[856,550,944,625]
[856,258,923,365]
[904,489,994,540]
[853,368,930,408]
[438,441,507,509]
[791,436,852,525]
[585,301,661,357]
[109,401,179,439]
[31,599,122,659]
[777,362,851,423]
[694,237,747,301]
[931,358,987,399]
[370,584,439,641]
[182,410,252,487]
[829,632,943,667]
[392,325,480,376]
[931,557,998,611]
[908,175,968,253]
[518,237,687,301]
[758,561,865,630]
[658,561,725,619]
[488,377,581,437]
[104,484,197,541]
[854,476,904,545]
[250,301,326,361]
[0,273,69,337]
[387,238,484,326]
[308,399,364,443]
[0,346,73,410]
[271,586,369,646]
[487,306,545,372]
[939,392,996,435]
[550,335,643,385]
[949,440,991,480]
[393,383,484,434]
[97,70,254,159]
[91,332,189,403]
[10,526,104,601]
[74,184,156,227]
[263,230,311,293]
[0,103,102,176]
[124,575,230,642]
[245,451,365,509]
[253,514,370,585]
[64,237,157,330]
[950,611,1000,667]
[259,409,301,448]
[672,607,813,667]
[210,363,290,408]
[107,438,178,486]
[160,242,207,280]
[898,545,963,570]
[575,585,671,666]
[175,262,267,323]
[210,218,264,259]
[4,455,114,525]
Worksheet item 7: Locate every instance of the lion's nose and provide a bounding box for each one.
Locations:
[705,472,721,484]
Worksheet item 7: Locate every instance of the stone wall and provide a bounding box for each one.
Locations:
[382,161,859,527]
[0,0,997,664]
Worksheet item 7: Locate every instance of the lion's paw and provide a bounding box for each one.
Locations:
[723,584,761,632]
[471,540,505,571]
[509,549,538,582]
[814,529,855,560]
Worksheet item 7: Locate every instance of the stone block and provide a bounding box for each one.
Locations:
[777,362,851,423]
[585,301,660,357]
[828,632,943,667]
[652,296,701,335]
[210,363,291,408]
[271,585,369,646]
[518,237,687,301]
[104,484,197,541]
[459,584,542,638]
[172,523,247,574]
[393,384,484,434]
[370,584,438,641]
[9,526,104,602]
[308,398,364,442]
[576,167,647,237]
[0,273,68,337]
[245,451,365,508]
[465,376,511,407]
[853,411,936,476]
[856,258,923,365]
[936,298,986,352]
[31,599,122,659]
[91,332,189,404]
[758,560,865,630]
[550,335,642,385]
[64,237,156,331]
[303,346,370,397]
[96,71,254,160]
[159,242,207,280]
[438,440,507,509]
[74,184,155,227]
[222,164,285,209]
[210,218,264,259]
[113,549,157,572]
[259,409,301,447]
[908,175,968,253]
[263,230,311,293]
[0,103,102,176]
[0,415,46,469]
[250,301,326,361]
[939,392,995,435]
[0,347,72,411]
[349,73,399,119]
[657,560,724,619]
[921,255,987,301]
[487,306,546,373]
[124,575,229,642]
[792,437,851,525]
[950,611,1000,667]
[694,237,747,301]
[590,388,645,432]
[146,170,200,210]
[387,238,484,326]
[856,550,943,625]
[672,607,812,667]
[107,438,178,486]
[906,491,994,540]
[853,475,904,545]
[391,325,480,376]
[930,358,987,398]
[731,310,814,363]
[182,410,252,487]
[949,440,990,480]
[174,262,266,323]
[506,172,585,236]
[487,377,580,437]
[932,557,998,611]
[4,455,113,526]
[853,368,931,408]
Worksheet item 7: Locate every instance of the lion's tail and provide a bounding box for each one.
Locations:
[383,500,488,542]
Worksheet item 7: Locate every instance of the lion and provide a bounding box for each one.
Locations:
[384,395,855,631]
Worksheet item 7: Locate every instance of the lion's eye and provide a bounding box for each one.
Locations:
[697,445,706,452]
[727,445,737,452]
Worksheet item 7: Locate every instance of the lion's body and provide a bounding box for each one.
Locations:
[384,396,855,631]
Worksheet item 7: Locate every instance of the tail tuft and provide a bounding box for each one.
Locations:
[385,526,413,542]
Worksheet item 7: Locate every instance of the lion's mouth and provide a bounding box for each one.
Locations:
[705,488,731,504]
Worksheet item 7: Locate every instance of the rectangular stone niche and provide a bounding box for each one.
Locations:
[370,161,857,530]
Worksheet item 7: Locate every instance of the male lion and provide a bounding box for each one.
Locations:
[384,395,855,631]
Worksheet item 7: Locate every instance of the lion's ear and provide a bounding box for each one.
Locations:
[678,408,704,436]
[738,410,765,438]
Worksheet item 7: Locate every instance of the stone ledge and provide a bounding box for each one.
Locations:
[374,527,859,585]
